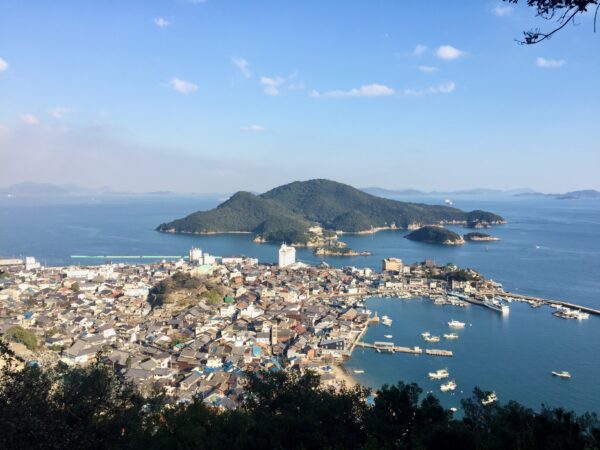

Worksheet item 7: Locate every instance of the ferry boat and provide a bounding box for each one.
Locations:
[381,316,393,326]
[443,333,459,340]
[552,370,571,379]
[440,380,457,392]
[481,392,498,405]
[447,319,465,328]
[424,335,441,343]
[428,369,449,380]
[483,296,510,315]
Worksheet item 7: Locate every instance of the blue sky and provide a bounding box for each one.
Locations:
[0,0,599,192]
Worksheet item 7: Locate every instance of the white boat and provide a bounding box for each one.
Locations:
[424,335,441,343]
[428,369,449,380]
[353,369,365,374]
[381,315,393,326]
[552,370,571,379]
[443,333,459,340]
[440,380,457,392]
[421,331,431,338]
[481,392,498,405]
[553,308,589,320]
[384,334,393,339]
[444,199,453,205]
[483,296,510,315]
[447,319,465,328]
[450,407,458,413]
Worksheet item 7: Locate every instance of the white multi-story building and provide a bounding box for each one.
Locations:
[278,243,296,268]
[189,247,203,264]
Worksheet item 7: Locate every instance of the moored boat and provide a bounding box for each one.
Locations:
[447,319,465,328]
[428,369,449,380]
[481,392,498,405]
[440,380,457,392]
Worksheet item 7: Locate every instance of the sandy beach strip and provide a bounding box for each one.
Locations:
[331,364,359,388]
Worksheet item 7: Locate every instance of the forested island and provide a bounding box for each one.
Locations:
[157,180,505,245]
[405,226,465,246]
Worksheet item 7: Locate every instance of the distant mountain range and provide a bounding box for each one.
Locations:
[0,182,198,197]
[157,179,505,245]
[362,187,537,197]
[515,190,600,200]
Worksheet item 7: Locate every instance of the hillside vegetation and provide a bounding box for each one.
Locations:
[0,350,598,450]
[405,226,464,245]
[158,179,505,244]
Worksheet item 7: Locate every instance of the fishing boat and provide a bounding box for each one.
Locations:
[353,369,365,374]
[440,380,457,392]
[447,319,465,328]
[481,392,498,405]
[552,371,571,379]
[423,335,441,343]
[443,333,459,340]
[428,369,449,380]
[421,331,431,338]
[381,315,393,326]
[384,334,393,339]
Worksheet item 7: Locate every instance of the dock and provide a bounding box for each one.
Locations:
[357,341,453,357]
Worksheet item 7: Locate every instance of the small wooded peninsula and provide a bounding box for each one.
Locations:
[157,179,505,245]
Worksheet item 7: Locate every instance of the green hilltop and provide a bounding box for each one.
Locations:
[157,179,505,244]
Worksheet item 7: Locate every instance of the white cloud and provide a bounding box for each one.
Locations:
[242,124,266,132]
[21,114,39,125]
[536,57,566,68]
[413,44,427,56]
[154,17,171,28]
[169,77,198,94]
[404,81,456,96]
[260,76,284,96]
[49,106,72,119]
[232,57,251,78]
[492,4,513,16]
[418,65,438,73]
[436,45,466,60]
[312,83,395,99]
[0,57,7,72]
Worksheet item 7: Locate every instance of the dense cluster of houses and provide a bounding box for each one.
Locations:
[0,252,497,409]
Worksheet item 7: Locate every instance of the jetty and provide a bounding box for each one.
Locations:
[357,341,453,357]
[500,292,600,317]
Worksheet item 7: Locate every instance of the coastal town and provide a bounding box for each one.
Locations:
[0,245,595,410]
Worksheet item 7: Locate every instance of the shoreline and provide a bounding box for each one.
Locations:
[331,364,359,388]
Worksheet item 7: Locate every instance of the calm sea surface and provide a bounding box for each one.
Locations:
[1,194,599,413]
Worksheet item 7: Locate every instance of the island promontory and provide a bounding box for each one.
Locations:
[157,179,505,245]
[405,226,465,245]
[463,232,500,242]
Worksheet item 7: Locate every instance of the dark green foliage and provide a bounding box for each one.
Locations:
[157,191,313,244]
[2,344,597,450]
[6,325,38,351]
[405,226,463,245]
[504,0,599,44]
[158,180,504,244]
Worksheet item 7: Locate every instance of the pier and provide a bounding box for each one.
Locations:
[357,341,453,357]
[500,292,600,317]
